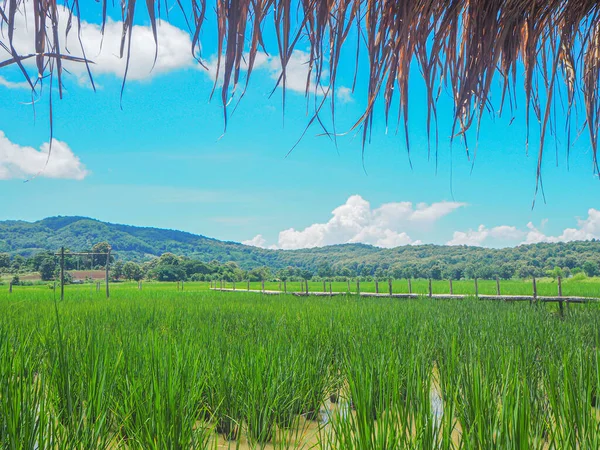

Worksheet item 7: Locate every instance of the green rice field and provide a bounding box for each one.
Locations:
[1,285,600,448]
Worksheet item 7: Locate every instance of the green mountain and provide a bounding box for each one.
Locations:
[0,216,599,278]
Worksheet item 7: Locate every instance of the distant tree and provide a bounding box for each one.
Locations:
[0,253,9,271]
[10,254,25,272]
[39,258,56,281]
[497,264,515,280]
[583,261,598,277]
[572,267,583,276]
[92,242,112,267]
[149,265,186,282]
[123,261,144,281]
[547,266,563,280]
[300,269,313,281]
[340,267,353,278]
[158,252,182,266]
[11,275,19,286]
[429,264,443,280]
[110,260,124,281]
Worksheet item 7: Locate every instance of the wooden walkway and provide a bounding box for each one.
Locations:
[210,288,598,304]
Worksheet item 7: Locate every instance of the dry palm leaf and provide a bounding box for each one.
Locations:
[1,0,599,192]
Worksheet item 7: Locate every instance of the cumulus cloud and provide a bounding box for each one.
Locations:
[203,49,339,96]
[523,210,600,244]
[242,234,267,248]
[447,225,524,246]
[0,3,194,83]
[447,210,600,247]
[0,76,30,90]
[1,3,349,99]
[336,86,353,103]
[244,195,463,250]
[0,131,89,180]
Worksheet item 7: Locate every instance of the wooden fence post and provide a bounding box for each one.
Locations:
[60,246,65,301]
[247,280,250,291]
[329,281,333,296]
[8,282,12,294]
[449,279,453,295]
[262,280,265,292]
[105,249,111,299]
[305,279,309,296]
[177,281,180,291]
[323,280,326,293]
[356,279,360,294]
[428,278,433,298]
[347,279,351,293]
[388,278,393,297]
[532,277,537,305]
[408,278,412,294]
[474,278,479,298]
[284,280,287,294]
[557,275,564,315]
[232,281,235,291]
[375,279,379,294]
[496,276,501,296]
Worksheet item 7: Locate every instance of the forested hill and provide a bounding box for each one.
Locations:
[0,216,599,278]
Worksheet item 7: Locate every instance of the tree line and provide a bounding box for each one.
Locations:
[2,240,600,283]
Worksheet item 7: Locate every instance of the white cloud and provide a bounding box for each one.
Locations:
[267,50,329,94]
[447,210,600,247]
[0,76,30,90]
[242,234,267,248]
[0,131,88,180]
[1,2,195,83]
[523,210,600,244]
[2,4,348,99]
[245,195,463,249]
[336,86,353,103]
[203,49,336,96]
[447,225,524,246]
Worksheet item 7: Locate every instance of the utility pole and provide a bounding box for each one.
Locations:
[105,249,111,299]
[60,247,65,301]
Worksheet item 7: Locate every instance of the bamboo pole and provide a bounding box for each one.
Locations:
[408,278,412,294]
[329,281,332,296]
[496,276,501,296]
[428,279,433,298]
[262,280,265,292]
[388,278,393,296]
[532,277,537,305]
[558,275,564,315]
[474,278,479,298]
[60,246,65,301]
[305,279,309,295]
[375,279,379,294]
[449,279,453,295]
[8,281,12,294]
[356,279,360,294]
[105,249,111,299]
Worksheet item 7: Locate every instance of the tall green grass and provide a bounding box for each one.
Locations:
[0,287,599,449]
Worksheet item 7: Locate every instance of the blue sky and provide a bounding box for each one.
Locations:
[0,2,599,249]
